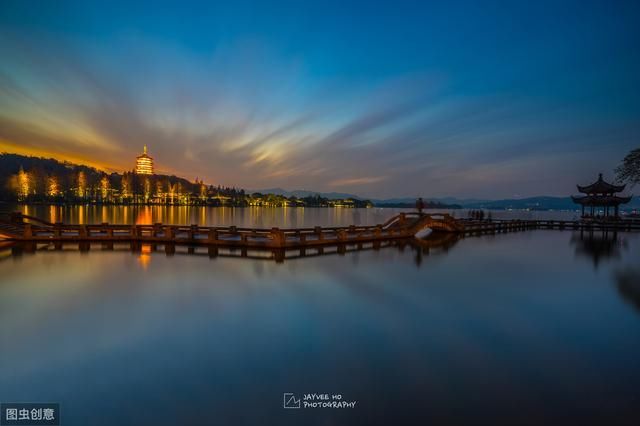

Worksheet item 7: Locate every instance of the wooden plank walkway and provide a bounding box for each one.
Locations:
[1,212,638,248]
[0,211,449,248]
[458,218,640,234]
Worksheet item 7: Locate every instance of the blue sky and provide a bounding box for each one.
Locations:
[1,0,639,198]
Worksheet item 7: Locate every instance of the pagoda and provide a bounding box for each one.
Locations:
[135,145,154,175]
[572,173,631,218]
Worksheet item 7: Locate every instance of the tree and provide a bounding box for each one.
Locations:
[615,148,640,188]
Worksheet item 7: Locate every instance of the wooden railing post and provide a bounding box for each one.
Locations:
[23,223,32,238]
[165,226,174,240]
[11,211,23,224]
[208,228,218,243]
[271,227,284,247]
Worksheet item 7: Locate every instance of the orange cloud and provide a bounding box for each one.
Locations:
[329,176,387,187]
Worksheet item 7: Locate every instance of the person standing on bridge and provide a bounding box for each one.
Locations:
[416,197,425,214]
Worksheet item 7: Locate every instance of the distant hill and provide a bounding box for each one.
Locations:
[458,196,639,210]
[249,188,363,200]
[250,190,461,208]
[251,190,639,211]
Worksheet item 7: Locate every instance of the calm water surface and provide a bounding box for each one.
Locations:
[0,207,639,425]
[6,204,582,227]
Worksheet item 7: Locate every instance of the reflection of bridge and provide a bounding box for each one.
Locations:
[2,232,461,265]
[1,211,639,247]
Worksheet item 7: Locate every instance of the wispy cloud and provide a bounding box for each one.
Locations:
[329,176,388,187]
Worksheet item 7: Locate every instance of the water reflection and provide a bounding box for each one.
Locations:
[571,230,628,269]
[0,232,460,267]
[1,229,639,425]
[614,267,640,313]
[5,204,580,228]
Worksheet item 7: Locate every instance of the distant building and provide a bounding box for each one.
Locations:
[572,173,631,218]
[135,145,154,175]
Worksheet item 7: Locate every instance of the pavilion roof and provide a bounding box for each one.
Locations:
[571,194,632,206]
[577,173,625,194]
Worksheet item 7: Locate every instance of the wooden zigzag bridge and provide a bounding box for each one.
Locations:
[1,211,639,250]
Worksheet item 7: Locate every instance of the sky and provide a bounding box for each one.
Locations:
[0,0,639,199]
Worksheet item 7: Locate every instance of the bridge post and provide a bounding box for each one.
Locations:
[79,225,87,238]
[207,229,218,243]
[375,226,382,238]
[165,242,175,255]
[189,224,198,240]
[164,226,175,240]
[23,223,32,238]
[153,223,162,237]
[11,211,23,224]
[273,249,285,263]
[399,213,406,226]
[270,227,285,248]
[98,223,107,238]
[314,226,323,241]
[54,222,62,238]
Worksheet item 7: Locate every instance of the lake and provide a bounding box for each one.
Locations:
[1,207,639,425]
[5,204,582,227]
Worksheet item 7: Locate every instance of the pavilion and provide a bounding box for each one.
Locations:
[572,173,631,218]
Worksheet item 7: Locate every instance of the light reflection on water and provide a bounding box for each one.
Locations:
[7,204,582,227]
[0,226,639,425]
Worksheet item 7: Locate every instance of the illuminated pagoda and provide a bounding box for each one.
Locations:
[135,145,154,175]
[572,173,631,218]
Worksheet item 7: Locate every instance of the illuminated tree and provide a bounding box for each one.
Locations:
[47,175,60,197]
[156,180,165,203]
[168,182,178,204]
[199,181,207,201]
[11,166,32,201]
[100,175,110,201]
[143,177,151,202]
[76,171,87,198]
[121,173,132,199]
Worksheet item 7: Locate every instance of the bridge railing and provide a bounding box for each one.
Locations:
[19,219,409,246]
